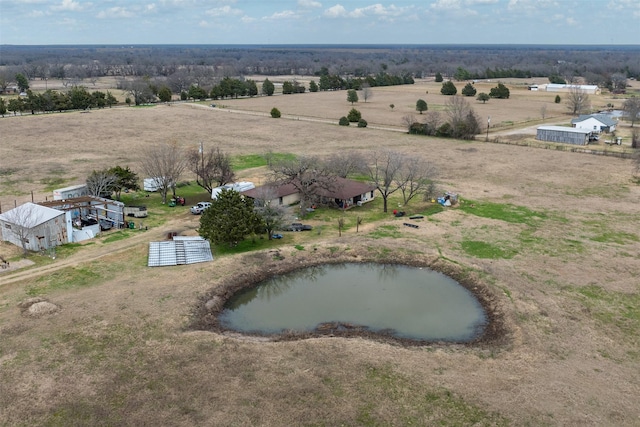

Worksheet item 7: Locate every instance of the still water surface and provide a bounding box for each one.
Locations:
[220,263,487,341]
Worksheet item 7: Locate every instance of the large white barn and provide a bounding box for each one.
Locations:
[541,84,601,95]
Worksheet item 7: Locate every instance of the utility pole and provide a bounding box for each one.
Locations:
[199,141,204,186]
[486,116,491,141]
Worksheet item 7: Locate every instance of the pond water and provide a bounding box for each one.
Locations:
[219,263,487,342]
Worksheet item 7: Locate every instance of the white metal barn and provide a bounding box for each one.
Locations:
[0,203,71,252]
[543,84,600,95]
[536,126,590,145]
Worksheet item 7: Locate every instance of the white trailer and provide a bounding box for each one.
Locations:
[53,184,89,200]
[211,182,255,199]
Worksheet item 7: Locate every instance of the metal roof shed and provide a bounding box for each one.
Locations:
[536,126,590,145]
[0,203,70,252]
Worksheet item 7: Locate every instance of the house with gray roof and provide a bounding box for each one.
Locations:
[571,114,617,133]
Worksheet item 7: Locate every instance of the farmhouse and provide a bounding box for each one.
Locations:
[242,183,301,206]
[571,114,617,133]
[0,203,70,252]
[536,126,591,145]
[243,177,375,209]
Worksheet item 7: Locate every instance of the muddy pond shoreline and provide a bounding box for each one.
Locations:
[190,244,511,348]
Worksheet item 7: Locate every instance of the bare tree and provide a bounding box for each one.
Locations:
[540,104,547,120]
[366,150,405,213]
[402,114,418,131]
[567,86,590,115]
[270,156,336,215]
[253,186,288,240]
[360,84,372,103]
[324,151,367,178]
[187,144,235,193]
[395,157,438,205]
[86,169,117,198]
[0,203,43,257]
[446,96,481,139]
[610,73,627,93]
[623,96,640,127]
[140,142,187,204]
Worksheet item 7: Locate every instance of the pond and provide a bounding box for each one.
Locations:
[219,263,487,342]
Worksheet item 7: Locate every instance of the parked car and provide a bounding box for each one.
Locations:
[271,233,283,239]
[190,202,212,214]
[286,223,313,232]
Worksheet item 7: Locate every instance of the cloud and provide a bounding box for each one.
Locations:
[431,0,462,10]
[264,10,298,20]
[608,0,640,17]
[324,4,348,18]
[96,7,135,19]
[51,0,88,12]
[353,4,408,18]
[324,3,411,19]
[205,5,243,17]
[298,0,322,8]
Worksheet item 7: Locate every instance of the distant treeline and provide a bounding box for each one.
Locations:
[1,45,638,84]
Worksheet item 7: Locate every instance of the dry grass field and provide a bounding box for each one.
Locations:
[1,81,639,426]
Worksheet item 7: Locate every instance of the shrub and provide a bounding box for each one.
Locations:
[357,119,368,128]
[440,81,457,95]
[270,107,281,118]
[489,83,510,99]
[347,108,361,122]
[555,95,561,104]
[339,116,350,126]
[436,122,453,137]
[461,83,477,97]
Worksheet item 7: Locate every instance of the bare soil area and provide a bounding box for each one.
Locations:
[1,85,639,426]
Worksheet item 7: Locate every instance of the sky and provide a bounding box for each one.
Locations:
[0,0,638,45]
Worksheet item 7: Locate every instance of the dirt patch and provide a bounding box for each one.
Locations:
[17,297,61,317]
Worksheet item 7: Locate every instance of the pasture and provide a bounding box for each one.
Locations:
[0,81,639,426]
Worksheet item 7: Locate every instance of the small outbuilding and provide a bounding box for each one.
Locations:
[536,126,591,145]
[0,203,71,252]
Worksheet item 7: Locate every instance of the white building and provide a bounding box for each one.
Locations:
[543,84,600,95]
[571,114,617,133]
[0,203,71,252]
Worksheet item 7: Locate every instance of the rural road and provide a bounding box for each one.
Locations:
[185,102,407,133]
[0,217,187,288]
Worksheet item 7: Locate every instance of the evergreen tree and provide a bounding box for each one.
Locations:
[347,108,361,122]
[198,189,261,247]
[435,72,443,83]
[416,99,428,114]
[262,78,275,96]
[489,83,510,99]
[347,89,359,104]
[461,83,477,97]
[440,81,457,95]
[309,80,319,92]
